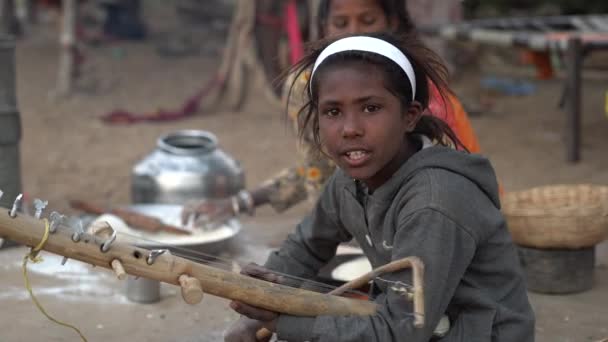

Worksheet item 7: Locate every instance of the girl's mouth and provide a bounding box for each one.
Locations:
[342,150,371,167]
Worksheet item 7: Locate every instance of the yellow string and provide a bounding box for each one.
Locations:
[22,218,88,342]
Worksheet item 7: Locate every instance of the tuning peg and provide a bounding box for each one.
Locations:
[88,221,117,253]
[49,211,65,233]
[111,259,127,280]
[9,194,23,218]
[66,217,84,242]
[33,199,48,219]
[178,274,204,304]
[89,221,113,237]
[146,249,168,265]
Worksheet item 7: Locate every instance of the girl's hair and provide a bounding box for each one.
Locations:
[316,0,416,37]
[287,32,465,152]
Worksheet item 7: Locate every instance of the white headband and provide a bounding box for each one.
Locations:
[310,36,416,100]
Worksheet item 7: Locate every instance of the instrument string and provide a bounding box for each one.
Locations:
[113,230,369,297]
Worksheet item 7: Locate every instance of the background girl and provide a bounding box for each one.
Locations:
[182,0,481,226]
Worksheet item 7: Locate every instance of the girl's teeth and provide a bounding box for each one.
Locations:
[347,151,366,160]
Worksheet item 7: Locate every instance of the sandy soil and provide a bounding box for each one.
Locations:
[1,2,608,341]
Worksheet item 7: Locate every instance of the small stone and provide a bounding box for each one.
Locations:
[160,314,166,319]
[146,313,154,319]
[96,324,104,329]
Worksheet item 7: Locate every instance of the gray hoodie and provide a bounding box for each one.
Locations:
[265,145,535,341]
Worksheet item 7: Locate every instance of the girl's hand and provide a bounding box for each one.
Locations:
[228,263,282,335]
[181,198,237,226]
[229,301,278,329]
[224,317,270,342]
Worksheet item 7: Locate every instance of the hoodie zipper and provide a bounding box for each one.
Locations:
[356,181,374,247]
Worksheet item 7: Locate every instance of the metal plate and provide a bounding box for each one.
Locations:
[330,255,372,282]
[89,204,241,248]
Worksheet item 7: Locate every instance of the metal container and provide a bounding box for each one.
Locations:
[131,130,245,204]
[125,276,161,304]
[127,130,244,303]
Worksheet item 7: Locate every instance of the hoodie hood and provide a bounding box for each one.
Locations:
[341,145,501,209]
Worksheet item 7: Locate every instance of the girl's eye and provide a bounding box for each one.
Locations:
[361,15,377,26]
[331,18,347,28]
[323,108,341,117]
[363,104,380,113]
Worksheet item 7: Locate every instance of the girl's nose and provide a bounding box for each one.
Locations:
[346,22,361,35]
[342,113,363,138]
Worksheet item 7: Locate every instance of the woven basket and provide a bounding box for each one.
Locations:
[502,184,608,249]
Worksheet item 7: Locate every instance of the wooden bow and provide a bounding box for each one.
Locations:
[0,204,424,332]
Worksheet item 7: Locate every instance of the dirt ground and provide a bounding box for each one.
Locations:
[1,2,608,341]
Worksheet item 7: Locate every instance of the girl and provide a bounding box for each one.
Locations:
[182,0,481,226]
[224,33,534,341]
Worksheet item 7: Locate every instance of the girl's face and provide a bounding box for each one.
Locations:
[316,63,422,190]
[325,0,393,38]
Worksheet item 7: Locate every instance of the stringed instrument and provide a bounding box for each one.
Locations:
[0,191,425,337]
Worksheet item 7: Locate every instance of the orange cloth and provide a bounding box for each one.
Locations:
[521,50,554,80]
[428,83,481,153]
[448,94,481,153]
[428,84,498,192]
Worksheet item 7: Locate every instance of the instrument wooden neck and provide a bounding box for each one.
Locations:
[0,208,377,317]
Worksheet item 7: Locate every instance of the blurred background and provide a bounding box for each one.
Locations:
[0,1,607,341]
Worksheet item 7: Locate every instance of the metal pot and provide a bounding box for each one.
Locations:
[128,130,244,303]
[132,130,245,204]
[125,276,161,304]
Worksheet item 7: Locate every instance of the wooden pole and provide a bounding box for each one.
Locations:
[0,35,21,249]
[56,0,77,96]
[25,0,38,24]
[255,0,283,94]
[566,37,582,163]
[1,0,20,36]
[206,0,281,111]
[308,0,320,41]
[0,207,378,317]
